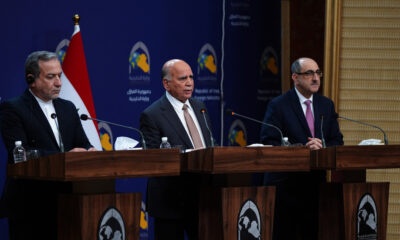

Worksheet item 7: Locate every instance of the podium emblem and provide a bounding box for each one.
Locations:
[238,199,261,240]
[357,193,377,240]
[98,207,126,240]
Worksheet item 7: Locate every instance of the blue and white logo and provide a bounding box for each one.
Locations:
[357,193,378,240]
[98,207,126,240]
[238,199,261,240]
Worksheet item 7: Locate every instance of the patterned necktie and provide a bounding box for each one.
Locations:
[304,100,314,137]
[182,104,204,149]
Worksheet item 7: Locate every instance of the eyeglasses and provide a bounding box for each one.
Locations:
[296,70,323,78]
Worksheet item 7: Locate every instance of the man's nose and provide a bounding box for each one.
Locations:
[54,76,62,86]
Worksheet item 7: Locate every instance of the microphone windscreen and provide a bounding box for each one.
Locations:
[51,113,57,119]
[80,114,88,120]
[225,109,234,115]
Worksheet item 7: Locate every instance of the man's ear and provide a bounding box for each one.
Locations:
[162,78,170,91]
[292,73,298,85]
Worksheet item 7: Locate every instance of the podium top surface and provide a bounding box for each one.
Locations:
[311,145,400,170]
[7,149,181,181]
[183,146,310,173]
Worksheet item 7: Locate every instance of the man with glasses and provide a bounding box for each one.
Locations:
[260,57,343,239]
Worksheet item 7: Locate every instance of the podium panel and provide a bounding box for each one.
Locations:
[58,192,142,240]
[319,182,389,240]
[199,186,275,240]
[7,150,181,239]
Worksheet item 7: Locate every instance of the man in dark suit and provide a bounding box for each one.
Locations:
[0,51,95,239]
[260,57,343,239]
[140,59,213,240]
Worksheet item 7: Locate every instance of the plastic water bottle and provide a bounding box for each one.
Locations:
[282,137,290,146]
[160,137,171,149]
[13,141,26,163]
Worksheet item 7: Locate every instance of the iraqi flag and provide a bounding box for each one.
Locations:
[59,23,102,150]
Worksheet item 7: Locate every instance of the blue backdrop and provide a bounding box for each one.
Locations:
[0,0,281,238]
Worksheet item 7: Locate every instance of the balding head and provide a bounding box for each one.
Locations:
[161,59,194,102]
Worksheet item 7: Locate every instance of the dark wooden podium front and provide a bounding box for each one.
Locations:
[7,149,181,240]
[311,145,400,240]
[184,146,310,240]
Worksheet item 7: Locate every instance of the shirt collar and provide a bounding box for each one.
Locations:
[29,88,53,107]
[294,87,313,104]
[165,91,192,110]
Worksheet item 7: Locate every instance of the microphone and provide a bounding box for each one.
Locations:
[51,113,65,152]
[200,109,215,147]
[80,114,147,149]
[320,114,326,148]
[226,109,287,146]
[335,114,388,145]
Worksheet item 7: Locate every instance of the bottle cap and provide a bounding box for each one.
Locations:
[161,137,168,142]
[15,141,22,146]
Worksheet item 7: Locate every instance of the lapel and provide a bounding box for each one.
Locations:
[189,99,211,147]
[313,94,322,139]
[53,99,66,146]
[23,90,59,148]
[288,89,313,138]
[159,95,193,148]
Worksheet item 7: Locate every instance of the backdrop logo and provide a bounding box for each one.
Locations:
[98,122,113,151]
[228,119,247,146]
[139,201,149,238]
[197,43,217,81]
[259,47,279,81]
[238,199,261,240]
[129,41,150,82]
[357,193,377,240]
[55,39,70,64]
[98,207,126,240]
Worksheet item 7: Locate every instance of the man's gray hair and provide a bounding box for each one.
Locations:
[291,58,305,74]
[161,59,182,81]
[25,51,58,79]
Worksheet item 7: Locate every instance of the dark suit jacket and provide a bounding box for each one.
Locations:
[0,89,92,217]
[260,88,343,147]
[140,94,213,218]
[260,88,343,183]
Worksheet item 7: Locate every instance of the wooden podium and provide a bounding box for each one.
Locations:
[7,149,181,240]
[184,146,310,240]
[311,145,400,240]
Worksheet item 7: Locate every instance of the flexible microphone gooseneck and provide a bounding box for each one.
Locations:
[226,109,287,146]
[335,114,388,145]
[200,109,215,147]
[50,113,65,152]
[320,114,326,148]
[80,114,147,149]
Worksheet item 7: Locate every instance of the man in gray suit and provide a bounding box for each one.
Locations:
[140,59,213,240]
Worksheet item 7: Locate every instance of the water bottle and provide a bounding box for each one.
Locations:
[13,141,26,163]
[282,137,290,146]
[160,137,171,149]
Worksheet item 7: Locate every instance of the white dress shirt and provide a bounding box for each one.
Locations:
[295,87,314,118]
[165,91,206,148]
[30,89,61,147]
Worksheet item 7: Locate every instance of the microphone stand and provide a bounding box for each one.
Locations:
[80,114,147,149]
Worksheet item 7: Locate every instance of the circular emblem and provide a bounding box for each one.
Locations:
[98,207,126,240]
[228,119,247,146]
[238,199,261,240]
[357,193,377,240]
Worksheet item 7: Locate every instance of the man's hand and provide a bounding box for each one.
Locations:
[69,147,91,152]
[305,137,323,150]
